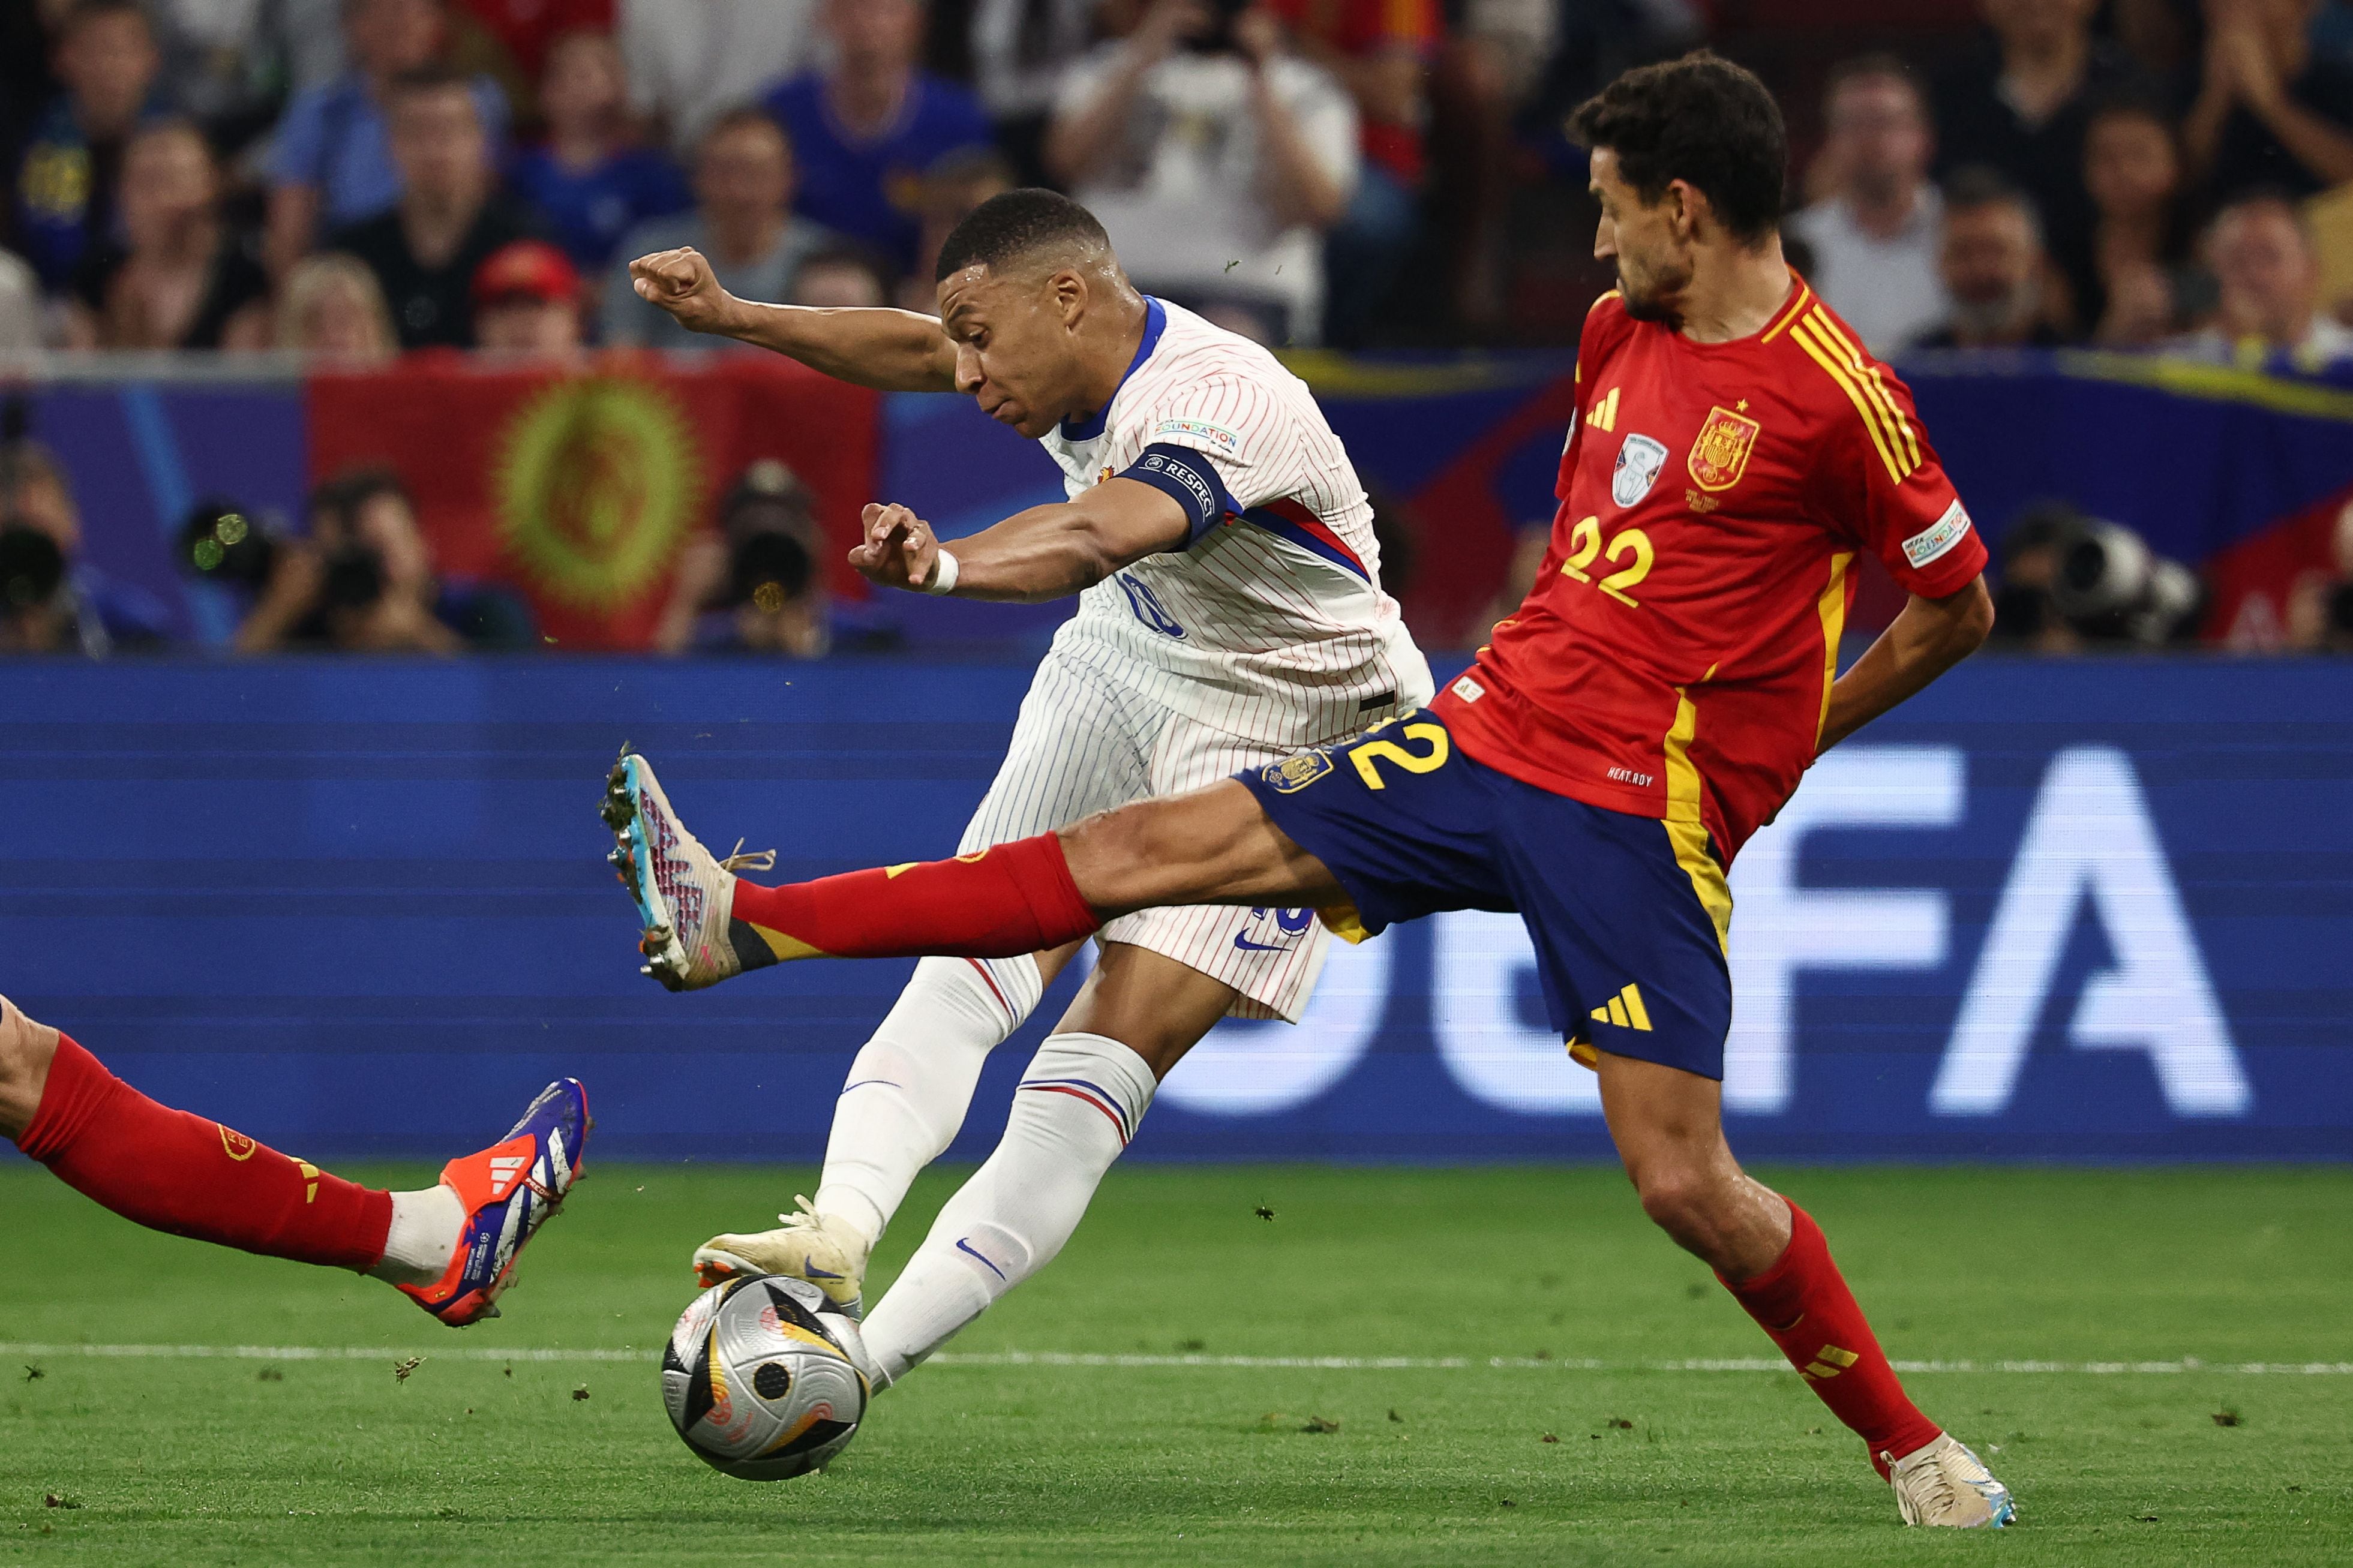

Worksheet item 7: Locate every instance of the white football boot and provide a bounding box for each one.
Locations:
[694,1195,872,1318]
[601,751,776,992]
[1886,1433,2016,1528]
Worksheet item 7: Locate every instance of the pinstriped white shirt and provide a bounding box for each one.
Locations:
[1037,298,1433,749]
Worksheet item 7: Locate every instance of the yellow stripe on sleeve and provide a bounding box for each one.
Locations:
[1790,317,1907,486]
[1808,312,1922,470]
[1815,551,1853,744]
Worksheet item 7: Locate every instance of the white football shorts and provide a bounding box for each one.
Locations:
[958,642,1339,1022]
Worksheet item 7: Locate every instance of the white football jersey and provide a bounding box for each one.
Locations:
[1036,298,1433,748]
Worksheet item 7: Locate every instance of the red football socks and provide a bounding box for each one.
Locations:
[14,1034,393,1272]
[728,833,1101,962]
[1721,1200,1942,1474]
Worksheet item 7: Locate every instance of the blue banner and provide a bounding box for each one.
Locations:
[2,657,2345,1164]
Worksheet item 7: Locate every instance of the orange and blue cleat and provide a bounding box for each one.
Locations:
[400,1079,591,1326]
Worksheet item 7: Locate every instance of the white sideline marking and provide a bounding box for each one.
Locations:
[5,1342,2351,1376]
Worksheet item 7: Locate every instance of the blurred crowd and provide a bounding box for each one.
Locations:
[2,0,2352,660]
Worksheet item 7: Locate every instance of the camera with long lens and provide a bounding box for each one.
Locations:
[721,459,823,614]
[0,521,65,615]
[2047,516,2202,645]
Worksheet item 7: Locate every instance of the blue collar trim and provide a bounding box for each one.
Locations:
[1060,297,1167,443]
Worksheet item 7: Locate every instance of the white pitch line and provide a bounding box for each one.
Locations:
[5,1343,2350,1376]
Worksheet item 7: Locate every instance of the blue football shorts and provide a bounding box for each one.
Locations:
[1233,710,1733,1080]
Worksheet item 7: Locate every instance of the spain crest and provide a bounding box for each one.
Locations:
[1687,404,1761,492]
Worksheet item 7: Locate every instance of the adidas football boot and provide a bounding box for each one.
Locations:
[1886,1433,2015,1528]
[601,751,776,992]
[399,1078,592,1327]
[693,1195,871,1318]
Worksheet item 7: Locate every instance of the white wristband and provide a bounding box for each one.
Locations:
[923,548,960,596]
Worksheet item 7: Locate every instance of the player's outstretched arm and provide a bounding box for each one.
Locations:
[1817,576,1995,753]
[628,248,958,392]
[848,481,1191,603]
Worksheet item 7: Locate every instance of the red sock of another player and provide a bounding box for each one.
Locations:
[14,1035,393,1272]
[729,833,1100,962]
[1721,1200,1943,1474]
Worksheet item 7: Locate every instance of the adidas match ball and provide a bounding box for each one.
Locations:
[659,1273,867,1480]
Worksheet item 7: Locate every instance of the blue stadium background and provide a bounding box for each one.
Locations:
[5,651,2346,1165]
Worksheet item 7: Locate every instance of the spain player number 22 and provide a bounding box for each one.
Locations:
[1560,515,1655,607]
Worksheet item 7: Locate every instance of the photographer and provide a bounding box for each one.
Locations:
[228,468,534,654]
[1988,500,2201,651]
[658,459,835,658]
[0,435,171,656]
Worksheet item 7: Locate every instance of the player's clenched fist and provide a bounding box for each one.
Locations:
[850,501,943,592]
[630,247,734,334]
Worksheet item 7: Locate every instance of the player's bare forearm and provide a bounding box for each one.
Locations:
[1816,576,1993,754]
[716,298,959,392]
[851,480,1191,602]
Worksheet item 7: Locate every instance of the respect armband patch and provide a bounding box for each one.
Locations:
[1117,442,1234,548]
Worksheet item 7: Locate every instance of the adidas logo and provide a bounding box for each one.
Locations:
[1589,983,1653,1032]
[1803,1344,1860,1381]
[487,1154,530,1199]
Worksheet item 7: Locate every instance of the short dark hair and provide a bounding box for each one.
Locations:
[935,188,1111,283]
[1568,51,1787,244]
[1941,166,2043,244]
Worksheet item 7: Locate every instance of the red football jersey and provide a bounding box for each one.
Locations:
[1432,278,1988,864]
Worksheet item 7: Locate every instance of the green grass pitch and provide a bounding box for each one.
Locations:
[4,1162,2350,1566]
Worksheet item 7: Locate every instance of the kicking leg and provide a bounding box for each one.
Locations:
[603,747,1335,989]
[1597,1050,2013,1527]
[853,944,1235,1386]
[2,993,589,1326]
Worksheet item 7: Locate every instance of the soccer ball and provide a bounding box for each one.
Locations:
[659,1273,868,1480]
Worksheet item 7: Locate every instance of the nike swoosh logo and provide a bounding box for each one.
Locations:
[955,1238,1007,1280]
[1233,934,1291,951]
[802,1264,843,1280]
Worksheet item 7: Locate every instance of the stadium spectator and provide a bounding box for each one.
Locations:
[10,0,166,294]
[506,29,691,274]
[64,120,269,352]
[239,467,536,653]
[619,0,818,152]
[0,434,172,655]
[449,0,614,97]
[2172,190,2353,366]
[605,110,836,349]
[760,0,995,276]
[790,244,892,308]
[1913,169,2064,349]
[1047,0,1359,345]
[1265,0,1438,346]
[0,247,40,350]
[2078,97,2207,344]
[150,0,346,157]
[1787,56,1950,355]
[1933,0,2144,328]
[969,0,1102,187]
[265,0,511,277]
[328,66,541,349]
[2183,0,2353,200]
[471,237,586,359]
[275,252,401,362]
[901,143,1013,310]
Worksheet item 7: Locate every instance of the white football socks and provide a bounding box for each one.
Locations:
[367,1184,466,1287]
[859,1032,1156,1385]
[811,954,1043,1249]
